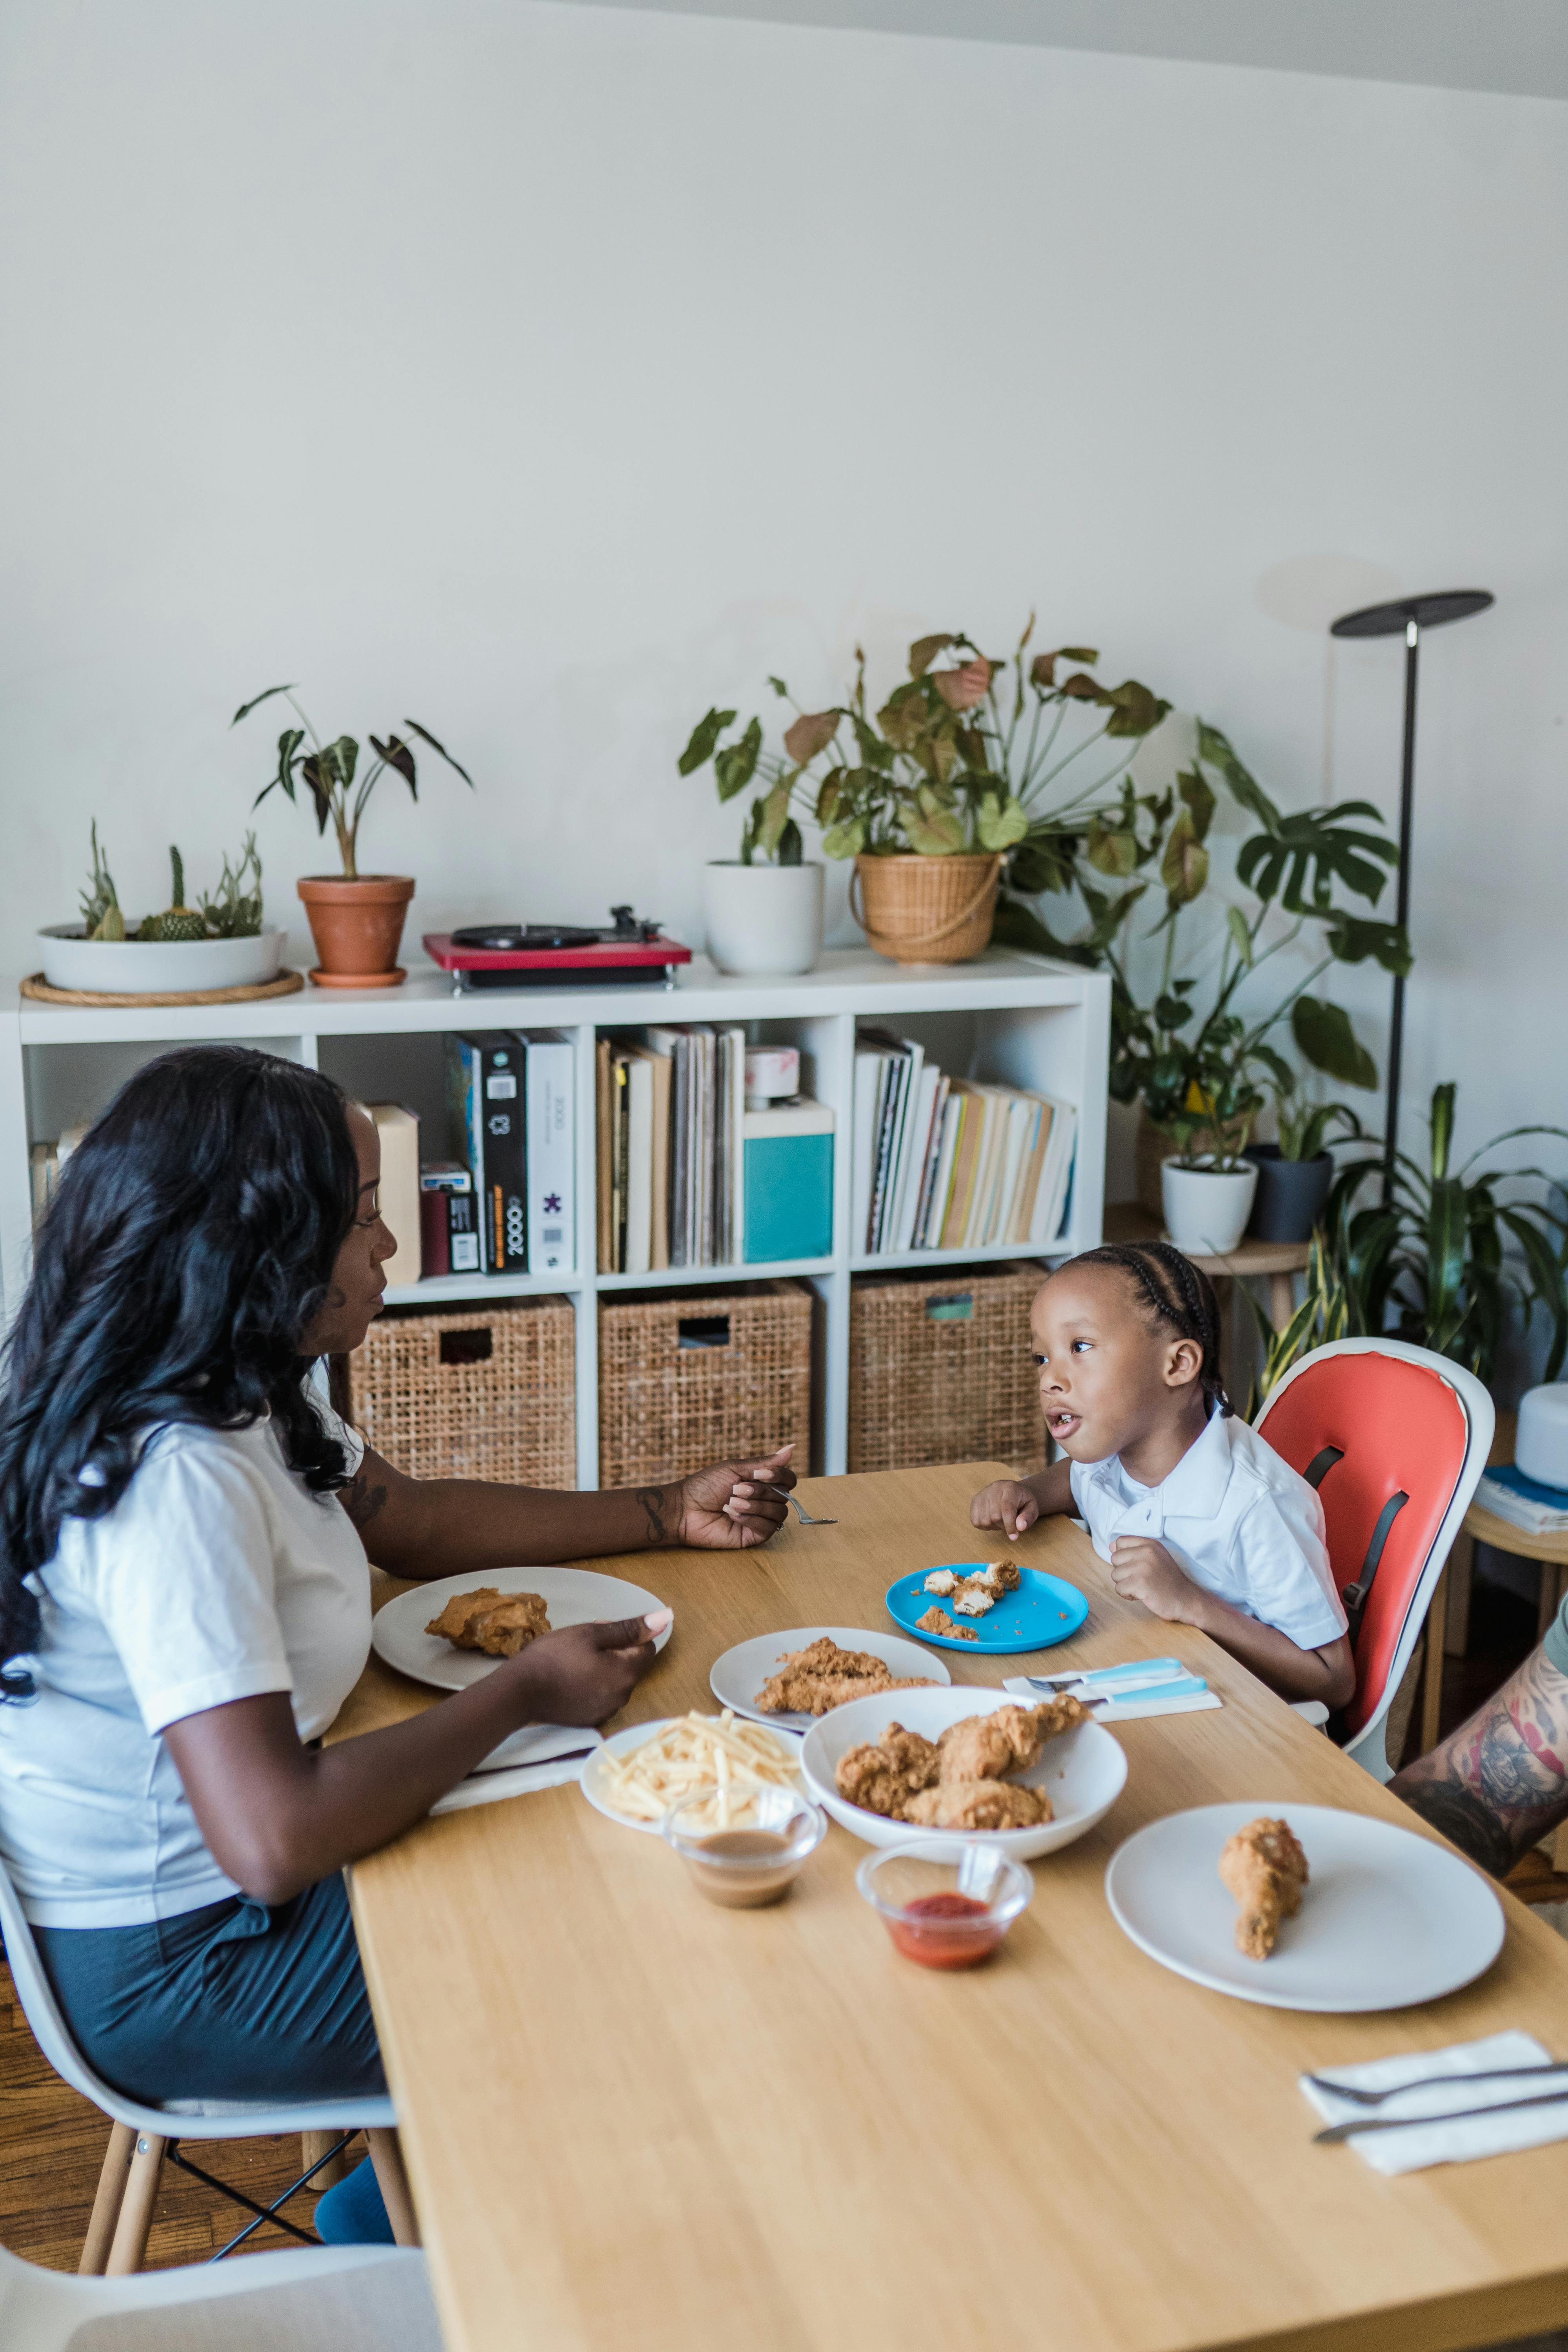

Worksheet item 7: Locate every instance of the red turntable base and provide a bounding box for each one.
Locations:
[423,908,691,991]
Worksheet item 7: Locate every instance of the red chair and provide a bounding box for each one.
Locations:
[1255,1338,1494,1780]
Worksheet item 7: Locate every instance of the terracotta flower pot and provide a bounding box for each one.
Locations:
[297,875,414,989]
[850,852,1001,965]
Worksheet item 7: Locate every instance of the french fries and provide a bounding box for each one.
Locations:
[600,1710,799,1828]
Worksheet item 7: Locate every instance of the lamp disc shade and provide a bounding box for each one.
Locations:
[1330,589,1494,639]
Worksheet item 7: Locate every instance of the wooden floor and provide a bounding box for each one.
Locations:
[0,1950,355,2270]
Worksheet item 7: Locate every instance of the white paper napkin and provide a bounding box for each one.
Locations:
[1002,1674,1222,1724]
[430,1722,603,1817]
[1301,2031,1568,2174]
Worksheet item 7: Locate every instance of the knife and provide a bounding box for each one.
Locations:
[1314,2087,1568,2144]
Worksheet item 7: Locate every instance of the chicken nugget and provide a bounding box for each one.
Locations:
[1218,1816,1309,1959]
[916,1606,978,1642]
[905,1779,1053,1831]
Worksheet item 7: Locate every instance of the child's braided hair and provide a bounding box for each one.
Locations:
[1063,1240,1232,1419]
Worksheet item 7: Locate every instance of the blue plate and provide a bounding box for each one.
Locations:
[886,1563,1089,1655]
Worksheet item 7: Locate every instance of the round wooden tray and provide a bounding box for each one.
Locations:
[22,969,306,1010]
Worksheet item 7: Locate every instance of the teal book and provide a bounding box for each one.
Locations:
[743,1102,835,1263]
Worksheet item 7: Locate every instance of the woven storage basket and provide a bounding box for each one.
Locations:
[344,1298,576,1486]
[849,1261,1046,1475]
[599,1282,813,1488]
[850,852,1002,965]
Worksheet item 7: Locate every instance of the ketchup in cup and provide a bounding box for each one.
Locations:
[856,1842,1033,1969]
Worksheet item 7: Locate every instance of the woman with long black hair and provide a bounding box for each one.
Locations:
[0,1045,794,2237]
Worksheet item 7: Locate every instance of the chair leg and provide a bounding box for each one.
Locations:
[1444,1530,1474,1657]
[1421,1570,1448,1755]
[79,2121,137,2275]
[367,2127,420,2247]
[105,2131,167,2275]
[302,2127,350,2190]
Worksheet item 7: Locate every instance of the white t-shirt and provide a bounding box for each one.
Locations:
[1069,1410,1347,1652]
[0,1403,369,1928]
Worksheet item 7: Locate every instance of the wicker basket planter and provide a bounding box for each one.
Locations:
[599,1281,813,1489]
[343,1298,576,1485]
[850,852,1002,965]
[849,1261,1046,1475]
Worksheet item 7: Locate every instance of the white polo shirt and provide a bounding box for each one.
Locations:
[1069,1410,1346,1652]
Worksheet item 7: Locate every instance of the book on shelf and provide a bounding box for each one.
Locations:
[445,1031,575,1279]
[599,1022,746,1274]
[419,1161,477,1279]
[365,1102,422,1285]
[854,1034,1077,1258]
[29,1141,57,1227]
[519,1030,574,1275]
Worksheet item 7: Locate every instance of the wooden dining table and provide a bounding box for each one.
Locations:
[332,1463,1568,2352]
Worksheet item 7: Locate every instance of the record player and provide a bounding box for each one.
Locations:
[423,906,692,991]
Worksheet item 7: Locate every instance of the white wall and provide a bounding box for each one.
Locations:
[2,1,1565,1236]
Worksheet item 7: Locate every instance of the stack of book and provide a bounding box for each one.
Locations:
[442,1030,575,1278]
[1475,1464,1568,1534]
[597,1025,746,1274]
[853,1030,1076,1258]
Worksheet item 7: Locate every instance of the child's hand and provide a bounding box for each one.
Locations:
[971,1479,1039,1540]
[1109,1536,1203,1624]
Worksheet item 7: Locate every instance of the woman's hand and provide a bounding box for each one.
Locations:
[971,1478,1041,1539]
[675,1446,796,1549]
[508,1613,669,1726]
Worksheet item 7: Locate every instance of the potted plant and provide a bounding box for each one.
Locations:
[682,622,1170,967]
[234,685,473,988]
[38,828,285,995]
[1243,1047,1365,1243]
[1097,725,1407,1222]
[1249,1084,1568,1397]
[677,704,824,975]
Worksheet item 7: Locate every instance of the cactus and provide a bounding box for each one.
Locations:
[141,847,208,943]
[79,822,126,941]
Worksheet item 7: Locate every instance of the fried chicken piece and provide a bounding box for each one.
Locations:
[425,1586,550,1659]
[916,1606,978,1642]
[923,1570,958,1595]
[1218,1816,1309,1959]
[753,1637,936,1716]
[904,1779,1054,1831]
[971,1560,1021,1597]
[952,1586,995,1617]
[935,1696,1088,1784]
[833,1722,941,1818]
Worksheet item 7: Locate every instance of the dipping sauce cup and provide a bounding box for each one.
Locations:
[663,1784,827,1909]
[856,1840,1033,1968]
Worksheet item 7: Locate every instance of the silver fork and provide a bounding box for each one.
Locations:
[1304,2062,1568,2107]
[768,1485,837,1526]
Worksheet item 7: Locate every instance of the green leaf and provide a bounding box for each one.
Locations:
[975,793,1028,851]
[1101,679,1173,739]
[1226,904,1253,966]
[370,734,418,795]
[898,801,964,855]
[990,895,1101,965]
[1087,820,1140,877]
[815,766,847,827]
[1197,722,1281,829]
[1429,1081,1457,1181]
[1291,996,1377,1089]
[755,775,794,856]
[908,633,957,678]
[1177,766,1216,841]
[821,816,867,859]
[1499,1206,1568,1382]
[1425,1174,1470,1342]
[326,735,359,790]
[1324,914,1411,973]
[777,817,804,866]
[877,683,930,752]
[401,720,473,789]
[254,726,305,811]
[1009,829,1078,895]
[767,675,789,698]
[677,706,737,776]
[232,683,297,726]
[713,716,762,802]
[782,708,838,764]
[1058,646,1100,663]
[1159,808,1208,904]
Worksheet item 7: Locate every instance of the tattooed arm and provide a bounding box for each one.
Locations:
[1390,1642,1568,1877]
[337,1442,796,1577]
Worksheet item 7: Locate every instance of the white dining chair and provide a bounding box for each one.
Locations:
[0,1857,409,2272]
[0,2234,442,2351]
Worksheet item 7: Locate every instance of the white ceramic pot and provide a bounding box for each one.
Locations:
[38,927,286,995]
[701,861,824,977]
[1518,1385,1568,1489]
[1161,1155,1259,1256]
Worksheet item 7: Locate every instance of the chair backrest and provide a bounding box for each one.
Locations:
[0,1853,154,2129]
[1256,1338,1493,1748]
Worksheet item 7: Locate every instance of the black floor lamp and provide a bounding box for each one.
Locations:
[1328,588,1494,1198]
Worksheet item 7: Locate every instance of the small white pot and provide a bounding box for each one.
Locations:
[38,926,286,995]
[1161,1155,1259,1256]
[701,860,824,976]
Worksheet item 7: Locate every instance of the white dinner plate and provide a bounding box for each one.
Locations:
[371,1566,673,1693]
[799,1686,1127,1862]
[579,1716,804,1836]
[709,1626,951,1728]
[1104,1801,1506,2013]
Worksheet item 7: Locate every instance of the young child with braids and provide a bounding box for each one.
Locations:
[971,1241,1353,1709]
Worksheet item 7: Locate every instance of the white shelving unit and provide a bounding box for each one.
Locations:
[0,949,1109,1485]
